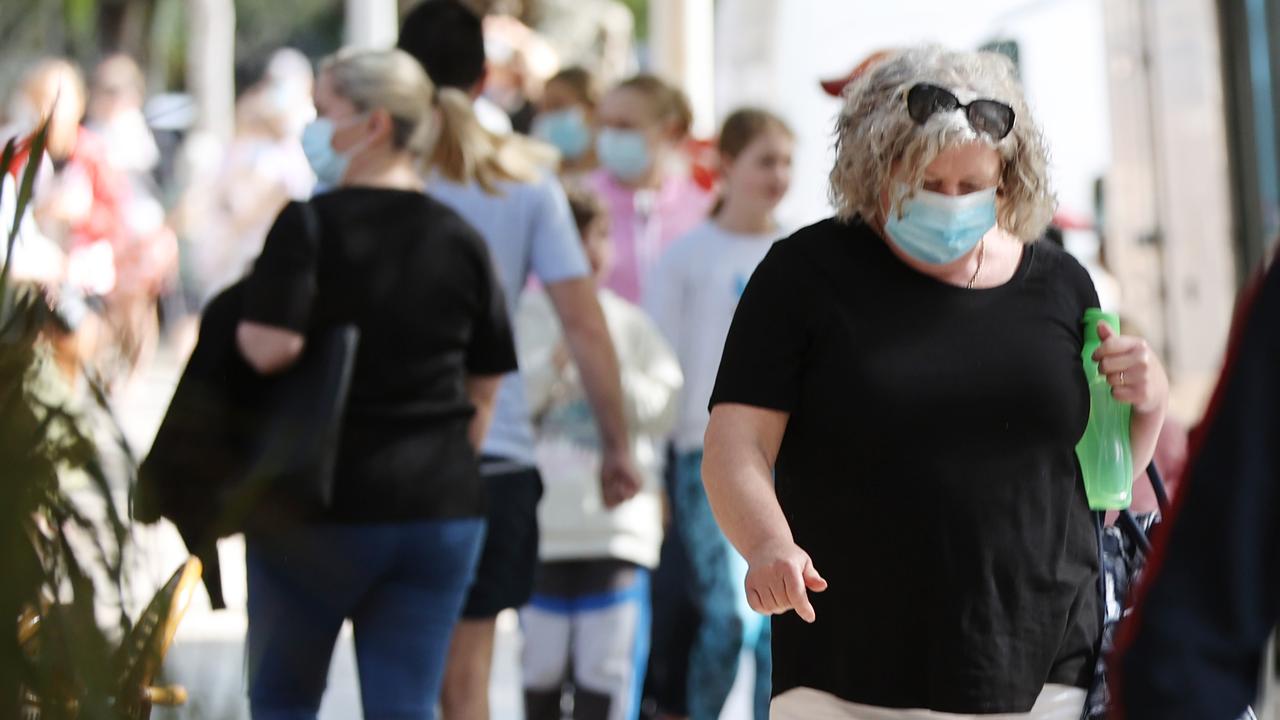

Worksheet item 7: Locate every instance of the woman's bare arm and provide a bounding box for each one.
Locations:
[703,403,827,622]
[236,321,305,375]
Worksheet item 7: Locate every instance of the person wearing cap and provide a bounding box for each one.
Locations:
[819,49,894,98]
[701,45,1169,719]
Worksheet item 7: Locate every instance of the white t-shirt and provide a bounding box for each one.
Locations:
[0,173,63,284]
[644,219,783,452]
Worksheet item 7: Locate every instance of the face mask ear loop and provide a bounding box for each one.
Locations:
[334,111,378,164]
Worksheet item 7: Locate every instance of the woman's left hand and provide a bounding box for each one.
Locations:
[1094,321,1169,415]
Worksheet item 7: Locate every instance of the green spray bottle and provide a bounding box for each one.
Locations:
[1076,309,1134,510]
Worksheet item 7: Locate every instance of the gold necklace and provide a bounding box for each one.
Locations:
[966,239,986,289]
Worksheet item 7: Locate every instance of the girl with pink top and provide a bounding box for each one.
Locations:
[587,75,714,303]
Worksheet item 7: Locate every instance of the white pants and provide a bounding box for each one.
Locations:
[520,568,649,720]
[770,685,1087,720]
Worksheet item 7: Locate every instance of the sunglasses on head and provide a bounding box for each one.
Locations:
[906,83,1016,141]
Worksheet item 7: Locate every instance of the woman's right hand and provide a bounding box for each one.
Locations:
[745,538,828,623]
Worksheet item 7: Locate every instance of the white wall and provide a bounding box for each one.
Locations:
[345,0,399,49]
[716,0,1112,233]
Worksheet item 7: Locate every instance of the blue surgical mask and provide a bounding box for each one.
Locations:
[883,185,998,264]
[533,107,593,160]
[596,128,651,182]
[301,116,367,186]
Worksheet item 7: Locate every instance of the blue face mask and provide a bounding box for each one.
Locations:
[533,108,592,160]
[301,116,367,186]
[596,128,651,182]
[883,185,998,264]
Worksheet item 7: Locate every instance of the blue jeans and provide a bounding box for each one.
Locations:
[246,518,486,720]
[672,450,771,720]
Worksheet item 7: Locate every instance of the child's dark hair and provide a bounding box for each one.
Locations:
[711,108,793,216]
[564,185,607,237]
[718,107,791,159]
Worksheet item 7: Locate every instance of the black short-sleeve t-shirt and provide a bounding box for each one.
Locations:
[709,217,1101,714]
[243,187,517,522]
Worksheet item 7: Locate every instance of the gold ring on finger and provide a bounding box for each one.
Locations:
[1119,371,1126,386]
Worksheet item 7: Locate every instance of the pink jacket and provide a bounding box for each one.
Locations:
[586,169,714,303]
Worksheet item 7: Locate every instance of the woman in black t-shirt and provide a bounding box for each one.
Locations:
[703,47,1170,718]
[235,49,517,719]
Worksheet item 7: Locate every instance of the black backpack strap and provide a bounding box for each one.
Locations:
[297,199,321,250]
[1146,460,1170,513]
[1115,461,1168,557]
[1117,510,1154,555]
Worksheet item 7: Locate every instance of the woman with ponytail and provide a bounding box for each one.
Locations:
[398,3,645,717]
[238,48,517,720]
[644,108,795,720]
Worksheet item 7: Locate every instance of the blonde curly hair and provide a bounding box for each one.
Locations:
[829,46,1055,242]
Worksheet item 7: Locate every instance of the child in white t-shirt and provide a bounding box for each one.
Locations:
[519,186,683,720]
[643,108,795,720]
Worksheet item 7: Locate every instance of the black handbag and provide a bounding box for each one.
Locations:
[1082,463,1256,720]
[236,200,357,517]
[136,201,358,605]
[226,322,359,519]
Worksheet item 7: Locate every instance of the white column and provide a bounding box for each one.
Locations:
[1144,0,1236,415]
[649,0,716,137]
[185,0,235,143]
[345,0,399,50]
[713,0,780,118]
[1101,0,1236,420]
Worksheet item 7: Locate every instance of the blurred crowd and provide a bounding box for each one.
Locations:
[0,1,716,395]
[0,2,793,718]
[0,47,321,392]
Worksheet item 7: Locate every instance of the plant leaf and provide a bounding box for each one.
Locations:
[0,135,18,300]
[5,117,49,263]
[11,116,49,251]
[1,117,49,319]
[0,135,15,212]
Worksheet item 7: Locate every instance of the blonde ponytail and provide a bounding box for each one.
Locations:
[408,92,441,159]
[323,49,557,194]
[431,87,556,194]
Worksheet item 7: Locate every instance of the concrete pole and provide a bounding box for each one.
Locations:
[713,0,780,118]
[1101,0,1236,420]
[345,0,400,50]
[185,0,235,143]
[649,0,716,137]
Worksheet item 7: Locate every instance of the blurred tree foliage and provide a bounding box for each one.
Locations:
[615,0,647,41]
[231,0,342,89]
[0,0,343,115]
[518,0,647,41]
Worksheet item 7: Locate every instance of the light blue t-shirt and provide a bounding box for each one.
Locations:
[427,170,591,465]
